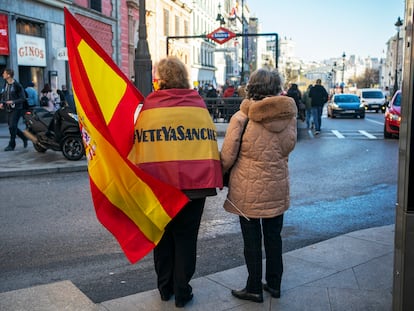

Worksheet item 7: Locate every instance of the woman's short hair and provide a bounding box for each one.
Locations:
[156,56,190,90]
[246,68,283,100]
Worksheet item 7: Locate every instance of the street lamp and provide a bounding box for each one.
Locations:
[134,0,152,97]
[216,4,225,26]
[341,52,346,93]
[393,16,403,95]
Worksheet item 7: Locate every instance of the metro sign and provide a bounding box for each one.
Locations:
[207,27,236,44]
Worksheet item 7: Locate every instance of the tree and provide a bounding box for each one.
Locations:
[355,68,380,88]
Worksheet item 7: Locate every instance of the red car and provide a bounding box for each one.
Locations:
[384,90,401,138]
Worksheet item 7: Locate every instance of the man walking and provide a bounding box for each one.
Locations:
[0,68,28,151]
[309,79,328,135]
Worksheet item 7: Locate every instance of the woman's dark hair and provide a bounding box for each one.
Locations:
[41,83,51,93]
[246,68,283,100]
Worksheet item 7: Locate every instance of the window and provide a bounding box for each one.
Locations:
[175,15,180,36]
[163,9,169,36]
[90,0,102,12]
[16,19,44,37]
[184,21,189,43]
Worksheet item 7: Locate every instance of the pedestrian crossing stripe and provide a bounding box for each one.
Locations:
[306,130,385,139]
[332,130,345,139]
[358,130,377,139]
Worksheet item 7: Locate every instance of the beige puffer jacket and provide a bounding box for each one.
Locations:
[220,95,297,219]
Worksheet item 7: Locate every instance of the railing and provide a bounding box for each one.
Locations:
[203,97,243,123]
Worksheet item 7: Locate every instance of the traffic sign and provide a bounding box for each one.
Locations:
[207,27,236,44]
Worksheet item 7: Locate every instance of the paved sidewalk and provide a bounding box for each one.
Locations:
[0,225,394,311]
[0,121,396,310]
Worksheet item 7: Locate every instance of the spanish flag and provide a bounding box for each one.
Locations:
[64,8,189,263]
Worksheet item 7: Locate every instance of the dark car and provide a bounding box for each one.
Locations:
[384,90,401,138]
[327,93,365,118]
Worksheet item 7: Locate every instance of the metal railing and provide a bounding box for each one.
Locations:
[203,97,243,122]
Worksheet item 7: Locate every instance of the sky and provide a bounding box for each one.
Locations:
[247,0,405,62]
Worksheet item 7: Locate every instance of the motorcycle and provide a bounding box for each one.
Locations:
[23,104,85,161]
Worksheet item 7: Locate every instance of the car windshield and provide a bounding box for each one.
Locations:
[394,92,401,107]
[334,95,359,103]
[362,91,384,99]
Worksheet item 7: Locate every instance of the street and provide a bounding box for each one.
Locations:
[0,111,398,303]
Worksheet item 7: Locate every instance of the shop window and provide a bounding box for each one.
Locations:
[90,0,102,12]
[16,19,44,37]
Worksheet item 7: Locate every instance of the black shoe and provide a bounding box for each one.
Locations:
[23,139,28,148]
[231,288,263,303]
[4,145,14,151]
[160,291,173,301]
[263,283,280,298]
[175,293,193,308]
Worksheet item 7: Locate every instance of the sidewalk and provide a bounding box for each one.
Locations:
[0,121,395,310]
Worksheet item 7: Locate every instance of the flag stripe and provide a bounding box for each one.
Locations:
[90,180,156,263]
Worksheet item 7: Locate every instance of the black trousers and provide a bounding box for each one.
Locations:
[7,108,26,148]
[153,198,205,300]
[239,214,284,293]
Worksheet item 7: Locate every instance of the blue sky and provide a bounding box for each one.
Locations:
[247,0,405,62]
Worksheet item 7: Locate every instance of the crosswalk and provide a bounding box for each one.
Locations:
[304,129,390,140]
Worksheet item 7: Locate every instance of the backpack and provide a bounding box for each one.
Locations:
[40,95,49,107]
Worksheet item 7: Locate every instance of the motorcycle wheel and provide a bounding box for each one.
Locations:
[34,142,47,153]
[61,135,85,161]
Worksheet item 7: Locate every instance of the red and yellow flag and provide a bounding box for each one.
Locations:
[64,8,189,263]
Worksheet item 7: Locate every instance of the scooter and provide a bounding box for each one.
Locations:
[23,104,85,161]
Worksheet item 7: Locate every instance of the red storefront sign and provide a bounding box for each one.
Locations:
[0,14,9,55]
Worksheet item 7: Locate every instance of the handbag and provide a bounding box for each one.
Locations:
[223,118,249,187]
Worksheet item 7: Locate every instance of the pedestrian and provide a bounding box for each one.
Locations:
[287,83,305,121]
[302,84,313,129]
[220,68,297,303]
[309,78,328,134]
[61,84,76,112]
[128,56,222,308]
[25,82,39,109]
[40,83,59,112]
[0,68,28,151]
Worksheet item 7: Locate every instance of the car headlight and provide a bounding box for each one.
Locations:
[331,103,339,108]
[387,112,400,121]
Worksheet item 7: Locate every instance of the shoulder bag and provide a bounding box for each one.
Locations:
[223,118,249,187]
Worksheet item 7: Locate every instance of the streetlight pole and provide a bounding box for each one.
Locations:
[134,0,152,97]
[240,0,245,84]
[393,16,403,95]
[341,52,346,93]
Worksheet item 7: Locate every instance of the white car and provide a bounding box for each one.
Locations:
[357,88,387,113]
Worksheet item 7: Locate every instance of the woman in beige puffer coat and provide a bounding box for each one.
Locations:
[220,68,297,303]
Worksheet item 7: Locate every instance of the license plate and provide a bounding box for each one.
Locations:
[371,105,379,108]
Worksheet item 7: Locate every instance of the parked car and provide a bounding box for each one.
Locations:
[327,93,365,118]
[384,90,401,138]
[357,88,387,112]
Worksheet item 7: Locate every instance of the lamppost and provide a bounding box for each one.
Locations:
[134,0,152,97]
[393,16,403,95]
[340,52,346,93]
[216,3,225,26]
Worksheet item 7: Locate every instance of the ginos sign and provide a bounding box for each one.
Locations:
[18,45,45,59]
[16,34,47,66]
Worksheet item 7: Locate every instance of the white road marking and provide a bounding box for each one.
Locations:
[358,130,377,139]
[332,130,345,138]
[365,117,384,125]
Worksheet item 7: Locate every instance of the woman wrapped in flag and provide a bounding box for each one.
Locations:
[129,56,223,308]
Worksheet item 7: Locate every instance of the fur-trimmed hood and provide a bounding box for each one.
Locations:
[240,96,297,133]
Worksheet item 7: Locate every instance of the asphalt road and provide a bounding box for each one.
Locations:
[0,112,398,303]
